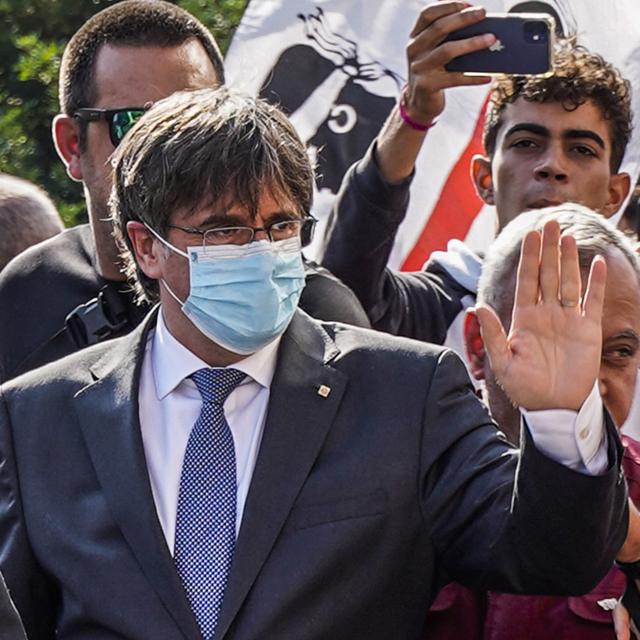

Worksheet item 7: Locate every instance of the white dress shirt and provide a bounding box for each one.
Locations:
[523,382,608,474]
[138,312,280,553]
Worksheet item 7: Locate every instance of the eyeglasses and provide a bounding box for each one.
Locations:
[73,106,149,146]
[167,217,317,247]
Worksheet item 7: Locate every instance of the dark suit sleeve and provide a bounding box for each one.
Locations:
[0,387,57,639]
[419,350,628,595]
[320,143,469,343]
[0,572,27,640]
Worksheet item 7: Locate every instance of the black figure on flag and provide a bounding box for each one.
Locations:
[259,7,402,195]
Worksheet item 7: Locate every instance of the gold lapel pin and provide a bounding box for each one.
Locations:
[317,385,331,398]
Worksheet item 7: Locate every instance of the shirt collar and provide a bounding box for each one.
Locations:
[152,310,281,399]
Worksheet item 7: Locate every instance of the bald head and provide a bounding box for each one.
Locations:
[0,174,64,272]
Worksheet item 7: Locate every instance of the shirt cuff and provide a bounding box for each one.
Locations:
[520,382,608,475]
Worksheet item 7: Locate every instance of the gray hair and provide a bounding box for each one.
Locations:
[478,202,640,324]
[0,174,64,272]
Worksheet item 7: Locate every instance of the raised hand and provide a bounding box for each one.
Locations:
[376,2,496,182]
[475,220,607,411]
[403,2,495,125]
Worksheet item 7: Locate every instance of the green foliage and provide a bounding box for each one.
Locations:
[0,0,248,227]
[180,0,248,53]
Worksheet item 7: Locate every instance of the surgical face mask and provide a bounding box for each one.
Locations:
[149,227,306,354]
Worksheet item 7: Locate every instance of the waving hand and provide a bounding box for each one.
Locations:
[476,220,606,411]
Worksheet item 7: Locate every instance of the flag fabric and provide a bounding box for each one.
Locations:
[225,0,640,268]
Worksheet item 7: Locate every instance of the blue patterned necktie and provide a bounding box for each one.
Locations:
[174,367,246,639]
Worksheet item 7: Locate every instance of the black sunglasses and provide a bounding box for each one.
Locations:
[73,106,149,146]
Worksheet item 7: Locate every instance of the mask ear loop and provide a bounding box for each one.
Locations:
[143,223,189,305]
[160,278,187,307]
[145,223,190,259]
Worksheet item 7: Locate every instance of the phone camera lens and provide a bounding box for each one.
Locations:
[524,21,548,44]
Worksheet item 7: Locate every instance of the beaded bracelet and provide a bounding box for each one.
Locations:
[398,88,437,132]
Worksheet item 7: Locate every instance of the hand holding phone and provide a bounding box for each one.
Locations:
[402,2,497,126]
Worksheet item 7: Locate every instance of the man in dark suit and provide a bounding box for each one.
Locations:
[0,86,629,639]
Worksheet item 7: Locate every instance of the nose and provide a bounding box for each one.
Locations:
[253,227,270,241]
[534,145,568,183]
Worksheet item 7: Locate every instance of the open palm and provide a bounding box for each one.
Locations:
[476,220,606,411]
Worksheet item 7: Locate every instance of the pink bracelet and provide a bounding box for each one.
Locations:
[398,89,436,132]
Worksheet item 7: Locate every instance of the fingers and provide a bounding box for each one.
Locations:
[410,2,472,39]
[513,230,542,309]
[582,254,607,321]
[559,234,581,308]
[410,34,495,87]
[404,3,494,122]
[474,304,509,376]
[539,220,560,303]
[411,6,488,49]
[408,6,494,66]
[613,601,631,640]
[514,220,595,312]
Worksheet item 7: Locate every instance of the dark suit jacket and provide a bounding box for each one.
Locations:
[0,310,628,639]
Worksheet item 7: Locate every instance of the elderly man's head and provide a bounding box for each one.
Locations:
[110,86,314,304]
[467,203,640,442]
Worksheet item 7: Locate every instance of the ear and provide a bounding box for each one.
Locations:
[463,309,486,381]
[52,114,83,182]
[601,172,631,218]
[127,221,164,281]
[471,154,494,205]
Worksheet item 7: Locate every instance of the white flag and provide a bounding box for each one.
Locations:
[226,0,640,267]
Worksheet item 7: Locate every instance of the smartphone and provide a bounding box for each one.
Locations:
[444,13,555,76]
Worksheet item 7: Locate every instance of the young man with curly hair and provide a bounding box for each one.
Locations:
[322,1,632,353]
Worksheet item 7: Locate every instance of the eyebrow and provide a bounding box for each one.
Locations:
[195,212,245,226]
[503,123,606,149]
[604,330,640,345]
[189,210,300,228]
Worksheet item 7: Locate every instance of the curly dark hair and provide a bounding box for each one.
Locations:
[483,39,632,171]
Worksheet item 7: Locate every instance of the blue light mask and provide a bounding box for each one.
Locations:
[149,228,306,355]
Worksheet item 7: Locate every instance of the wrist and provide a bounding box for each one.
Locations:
[398,85,436,132]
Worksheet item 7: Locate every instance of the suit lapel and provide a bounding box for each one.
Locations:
[216,313,348,638]
[73,310,201,640]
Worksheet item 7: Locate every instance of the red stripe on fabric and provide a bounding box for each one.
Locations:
[400,95,490,271]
